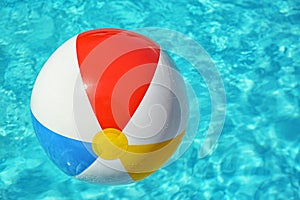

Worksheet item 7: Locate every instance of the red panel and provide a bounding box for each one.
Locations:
[76,29,160,130]
[95,50,158,130]
[76,29,122,66]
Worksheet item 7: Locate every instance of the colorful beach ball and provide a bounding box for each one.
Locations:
[30,28,189,185]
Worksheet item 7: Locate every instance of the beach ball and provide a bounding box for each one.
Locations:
[30,28,189,185]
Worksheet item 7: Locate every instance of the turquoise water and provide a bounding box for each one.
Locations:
[1,0,300,199]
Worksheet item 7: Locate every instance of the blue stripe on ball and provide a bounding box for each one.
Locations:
[31,111,97,176]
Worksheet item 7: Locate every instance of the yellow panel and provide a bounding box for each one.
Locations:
[92,128,185,181]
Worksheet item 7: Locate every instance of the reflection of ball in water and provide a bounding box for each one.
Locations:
[30,28,189,185]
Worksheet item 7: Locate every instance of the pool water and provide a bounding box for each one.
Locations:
[1,0,300,199]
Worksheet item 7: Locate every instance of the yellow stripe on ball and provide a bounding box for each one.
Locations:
[92,128,185,181]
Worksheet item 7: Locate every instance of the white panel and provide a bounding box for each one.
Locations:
[73,75,102,142]
[30,36,101,142]
[76,158,134,185]
[123,51,189,145]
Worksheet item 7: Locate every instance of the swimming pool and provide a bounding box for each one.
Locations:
[0,0,299,199]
